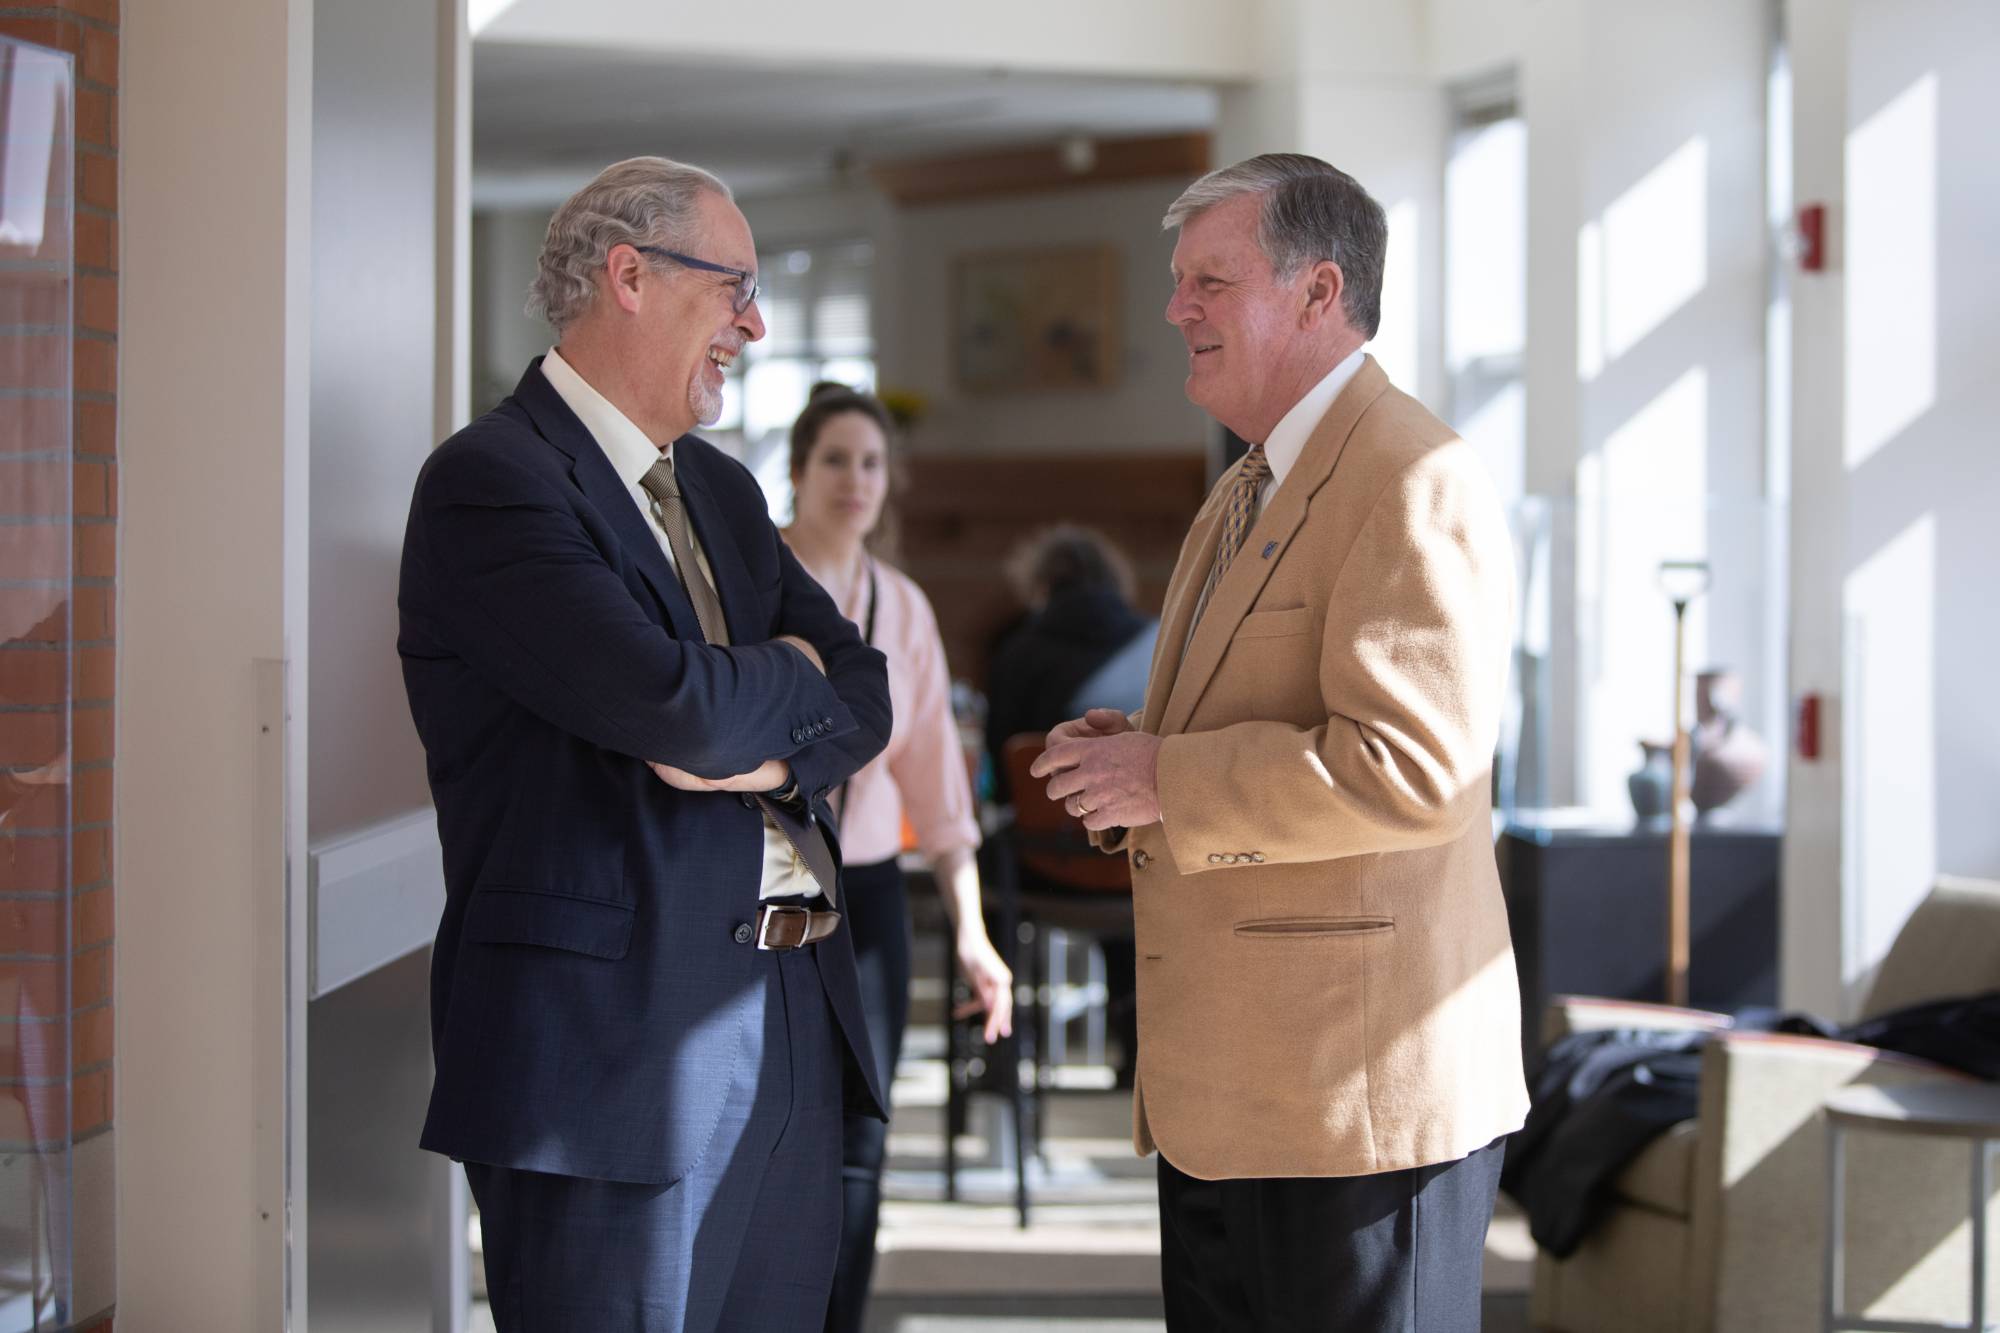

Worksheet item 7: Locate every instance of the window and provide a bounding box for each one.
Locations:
[709,239,876,521]
[1444,76,1527,508]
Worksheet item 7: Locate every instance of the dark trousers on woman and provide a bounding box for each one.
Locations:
[1157,1137,1506,1333]
[823,857,910,1333]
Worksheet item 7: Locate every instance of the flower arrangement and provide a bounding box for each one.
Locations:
[876,386,929,430]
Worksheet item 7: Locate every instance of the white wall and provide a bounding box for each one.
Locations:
[1216,0,1447,413]
[307,0,459,1327]
[471,206,549,412]
[120,0,312,1323]
[310,0,439,841]
[1787,0,2000,1011]
[1424,0,1527,85]
[476,0,1259,81]
[1782,0,1852,1016]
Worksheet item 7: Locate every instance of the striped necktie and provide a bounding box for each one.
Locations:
[1188,444,1272,635]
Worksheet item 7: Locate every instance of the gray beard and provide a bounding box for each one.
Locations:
[689,377,723,428]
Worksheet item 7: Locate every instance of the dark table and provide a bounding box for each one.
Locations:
[1497,818,1782,1057]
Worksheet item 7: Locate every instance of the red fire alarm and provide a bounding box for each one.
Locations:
[1796,692,1822,760]
[1797,203,1827,272]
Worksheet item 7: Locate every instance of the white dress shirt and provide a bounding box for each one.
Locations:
[1254,345,1366,511]
[541,347,817,901]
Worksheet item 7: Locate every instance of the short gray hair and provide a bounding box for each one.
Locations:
[527,156,732,331]
[1162,153,1388,338]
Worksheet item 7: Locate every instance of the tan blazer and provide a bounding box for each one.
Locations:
[1107,356,1528,1180]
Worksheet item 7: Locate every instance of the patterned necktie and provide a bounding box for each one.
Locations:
[639,458,728,645]
[1189,444,1273,634]
[638,456,837,907]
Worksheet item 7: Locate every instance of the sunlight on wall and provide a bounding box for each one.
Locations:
[1577,136,1710,382]
[468,0,524,36]
[1445,117,1527,504]
[1842,510,1936,994]
[1446,120,1526,370]
[1459,382,1526,502]
[1372,198,1421,397]
[1844,72,1939,471]
[1579,365,1709,815]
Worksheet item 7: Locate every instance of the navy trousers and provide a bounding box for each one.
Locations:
[467,943,844,1332]
[1158,1137,1506,1333]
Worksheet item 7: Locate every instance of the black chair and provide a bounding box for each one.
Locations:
[942,735,1135,1228]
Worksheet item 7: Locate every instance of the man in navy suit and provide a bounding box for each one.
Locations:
[399,157,892,1330]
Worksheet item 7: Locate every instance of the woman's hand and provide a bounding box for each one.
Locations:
[954,925,1014,1045]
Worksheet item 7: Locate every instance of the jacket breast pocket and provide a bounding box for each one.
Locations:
[464,885,635,960]
[1234,605,1314,640]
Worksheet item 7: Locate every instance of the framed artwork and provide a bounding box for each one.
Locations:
[951,245,1119,393]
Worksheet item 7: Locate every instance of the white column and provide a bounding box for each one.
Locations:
[1781,0,1850,1014]
[120,0,313,1324]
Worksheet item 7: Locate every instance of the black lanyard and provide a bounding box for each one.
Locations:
[831,561,879,824]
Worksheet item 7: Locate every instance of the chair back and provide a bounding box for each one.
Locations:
[1000,734,1131,894]
[1861,875,2000,1019]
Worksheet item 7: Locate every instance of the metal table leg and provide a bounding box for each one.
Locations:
[1827,1119,1847,1333]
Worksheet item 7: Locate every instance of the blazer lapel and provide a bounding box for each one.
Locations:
[1139,497,1225,734]
[1155,357,1392,739]
[512,359,706,644]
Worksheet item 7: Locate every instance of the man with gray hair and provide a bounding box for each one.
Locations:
[399,157,891,1328]
[1034,153,1528,1330]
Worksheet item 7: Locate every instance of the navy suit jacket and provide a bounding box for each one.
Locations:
[399,359,892,1185]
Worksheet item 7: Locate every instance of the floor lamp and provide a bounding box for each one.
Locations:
[1658,559,1712,1008]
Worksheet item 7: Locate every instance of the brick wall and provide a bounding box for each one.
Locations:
[0,1,117,1328]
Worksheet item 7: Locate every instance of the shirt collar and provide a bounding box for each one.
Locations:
[1257,346,1366,492]
[540,345,670,487]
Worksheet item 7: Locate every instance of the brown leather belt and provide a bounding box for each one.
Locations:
[755,903,841,951]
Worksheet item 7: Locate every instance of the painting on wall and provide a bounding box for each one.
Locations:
[951,245,1119,393]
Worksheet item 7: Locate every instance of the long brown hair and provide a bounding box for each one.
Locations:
[788,382,903,559]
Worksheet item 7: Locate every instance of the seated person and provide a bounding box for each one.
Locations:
[985,524,1158,794]
[984,525,1156,1087]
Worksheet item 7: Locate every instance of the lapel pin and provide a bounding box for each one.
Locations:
[1261,541,1278,559]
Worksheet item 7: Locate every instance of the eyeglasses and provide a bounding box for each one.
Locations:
[635,245,761,315]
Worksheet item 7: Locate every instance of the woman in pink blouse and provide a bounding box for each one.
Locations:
[782,384,1013,1333]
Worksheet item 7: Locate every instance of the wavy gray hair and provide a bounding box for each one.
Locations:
[526,156,732,332]
[1162,153,1388,338]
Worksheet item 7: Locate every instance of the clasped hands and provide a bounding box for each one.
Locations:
[648,634,822,794]
[1029,707,1164,831]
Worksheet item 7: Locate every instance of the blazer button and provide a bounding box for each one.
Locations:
[1133,849,1152,870]
[1225,854,1241,865]
[732,922,754,945]
[1208,853,1223,865]
[739,793,756,809]
[1250,852,1266,863]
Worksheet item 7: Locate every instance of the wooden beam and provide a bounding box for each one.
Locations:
[870,132,1211,207]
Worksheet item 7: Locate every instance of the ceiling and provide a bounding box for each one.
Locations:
[472,42,1219,208]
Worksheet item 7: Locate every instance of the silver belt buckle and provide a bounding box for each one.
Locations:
[756,903,811,951]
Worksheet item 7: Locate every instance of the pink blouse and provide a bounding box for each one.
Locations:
[816,555,981,868]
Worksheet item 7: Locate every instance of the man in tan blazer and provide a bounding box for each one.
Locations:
[1033,153,1528,1332]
